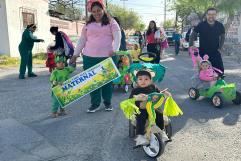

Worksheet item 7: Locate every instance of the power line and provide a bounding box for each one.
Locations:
[122,1,164,7]
[139,13,174,15]
[124,2,164,8]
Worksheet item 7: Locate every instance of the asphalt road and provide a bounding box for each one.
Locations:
[0,49,241,161]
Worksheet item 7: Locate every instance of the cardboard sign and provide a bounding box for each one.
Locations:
[52,58,120,107]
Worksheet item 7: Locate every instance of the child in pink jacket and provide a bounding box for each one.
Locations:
[198,55,218,86]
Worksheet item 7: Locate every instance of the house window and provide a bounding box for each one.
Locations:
[19,7,37,30]
[22,12,35,28]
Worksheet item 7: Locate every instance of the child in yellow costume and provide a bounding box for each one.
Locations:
[130,44,141,63]
[129,70,171,146]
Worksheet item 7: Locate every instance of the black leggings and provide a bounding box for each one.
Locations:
[136,109,164,135]
[147,43,160,64]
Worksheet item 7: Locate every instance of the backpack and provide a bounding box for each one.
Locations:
[60,31,74,58]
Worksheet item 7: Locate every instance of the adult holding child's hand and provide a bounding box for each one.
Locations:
[71,0,121,113]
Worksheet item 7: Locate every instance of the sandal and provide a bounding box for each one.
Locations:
[59,108,67,116]
[52,112,58,118]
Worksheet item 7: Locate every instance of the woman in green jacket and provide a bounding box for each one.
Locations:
[18,24,44,79]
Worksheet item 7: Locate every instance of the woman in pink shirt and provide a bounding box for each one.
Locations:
[146,21,159,64]
[70,1,121,113]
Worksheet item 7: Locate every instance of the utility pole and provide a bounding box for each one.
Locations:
[85,0,88,22]
[164,0,166,23]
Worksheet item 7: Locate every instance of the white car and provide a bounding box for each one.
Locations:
[181,32,189,50]
[126,35,139,50]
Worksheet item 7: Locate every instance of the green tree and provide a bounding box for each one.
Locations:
[170,0,214,29]
[171,0,241,30]
[49,0,84,20]
[163,19,175,29]
[108,4,145,30]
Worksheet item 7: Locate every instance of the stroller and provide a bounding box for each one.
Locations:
[113,51,134,93]
[129,52,166,87]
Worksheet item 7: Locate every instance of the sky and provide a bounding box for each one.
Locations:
[108,0,176,27]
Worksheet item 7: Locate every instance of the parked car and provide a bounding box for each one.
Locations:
[165,29,175,46]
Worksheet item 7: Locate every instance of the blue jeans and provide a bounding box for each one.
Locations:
[175,41,180,55]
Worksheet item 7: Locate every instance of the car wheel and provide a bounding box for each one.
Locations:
[232,91,241,105]
[188,88,200,100]
[212,93,224,108]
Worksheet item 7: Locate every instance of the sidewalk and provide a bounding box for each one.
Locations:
[0,57,83,79]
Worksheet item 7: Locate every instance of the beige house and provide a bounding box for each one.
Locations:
[0,0,51,57]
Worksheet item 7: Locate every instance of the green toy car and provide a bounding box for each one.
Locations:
[188,76,241,108]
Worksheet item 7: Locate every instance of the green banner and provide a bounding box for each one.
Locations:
[52,58,120,107]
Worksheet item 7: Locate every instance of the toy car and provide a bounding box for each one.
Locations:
[188,48,241,108]
[189,76,241,108]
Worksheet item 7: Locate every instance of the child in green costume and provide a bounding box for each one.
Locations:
[50,54,75,118]
[129,70,170,146]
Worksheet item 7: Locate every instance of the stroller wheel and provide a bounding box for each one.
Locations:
[124,84,129,93]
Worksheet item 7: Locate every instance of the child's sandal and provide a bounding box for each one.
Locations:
[52,112,58,118]
[59,109,67,116]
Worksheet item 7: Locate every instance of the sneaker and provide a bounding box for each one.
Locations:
[51,112,58,118]
[28,73,37,77]
[87,106,100,113]
[59,108,67,116]
[19,75,25,79]
[105,104,113,111]
[135,135,149,146]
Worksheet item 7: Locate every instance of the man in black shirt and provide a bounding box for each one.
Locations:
[190,8,225,73]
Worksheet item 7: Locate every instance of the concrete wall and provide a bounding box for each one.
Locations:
[222,12,241,56]
[50,17,84,37]
[5,0,51,57]
[226,13,241,44]
[0,0,10,55]
[50,17,84,46]
[0,0,84,57]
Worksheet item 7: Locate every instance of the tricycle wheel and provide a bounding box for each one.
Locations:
[212,93,224,108]
[232,91,241,105]
[165,121,172,140]
[143,133,165,158]
[129,120,136,138]
[163,116,172,139]
[188,88,199,100]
